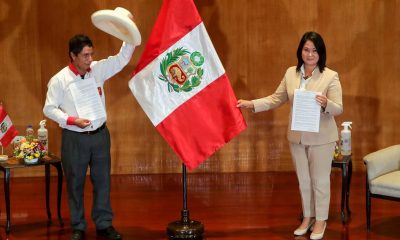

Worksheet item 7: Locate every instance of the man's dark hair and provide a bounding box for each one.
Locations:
[69,34,93,61]
[296,31,326,73]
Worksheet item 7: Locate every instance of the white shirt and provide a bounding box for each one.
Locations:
[299,64,317,90]
[43,42,134,132]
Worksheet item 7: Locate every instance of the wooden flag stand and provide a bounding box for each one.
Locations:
[166,164,204,240]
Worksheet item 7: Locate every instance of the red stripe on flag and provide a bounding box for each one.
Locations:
[0,106,7,122]
[134,0,202,75]
[0,125,17,148]
[156,74,247,170]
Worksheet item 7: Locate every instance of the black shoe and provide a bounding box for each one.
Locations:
[71,229,85,240]
[96,226,122,240]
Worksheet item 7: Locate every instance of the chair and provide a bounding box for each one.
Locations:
[363,144,400,231]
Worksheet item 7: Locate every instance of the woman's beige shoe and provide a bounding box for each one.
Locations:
[310,222,327,240]
[294,219,315,236]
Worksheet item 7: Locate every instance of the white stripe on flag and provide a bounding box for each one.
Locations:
[0,115,13,139]
[129,23,225,126]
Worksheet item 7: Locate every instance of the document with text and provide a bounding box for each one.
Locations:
[291,89,321,133]
[69,78,106,121]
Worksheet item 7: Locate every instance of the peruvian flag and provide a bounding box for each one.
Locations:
[129,0,247,170]
[0,105,18,148]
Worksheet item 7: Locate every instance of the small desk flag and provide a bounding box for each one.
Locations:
[0,105,18,148]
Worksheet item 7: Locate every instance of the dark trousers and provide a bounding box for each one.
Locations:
[61,126,113,231]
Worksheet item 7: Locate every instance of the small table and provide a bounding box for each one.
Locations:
[0,153,64,234]
[332,155,352,223]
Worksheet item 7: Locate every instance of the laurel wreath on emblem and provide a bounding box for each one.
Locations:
[158,47,204,93]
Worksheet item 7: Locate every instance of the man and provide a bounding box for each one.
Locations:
[43,34,134,240]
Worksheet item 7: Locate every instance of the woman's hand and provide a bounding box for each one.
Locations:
[316,95,328,108]
[237,99,254,110]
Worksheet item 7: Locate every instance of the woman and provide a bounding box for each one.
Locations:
[237,31,342,239]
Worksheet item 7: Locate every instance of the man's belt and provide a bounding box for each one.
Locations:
[79,123,106,135]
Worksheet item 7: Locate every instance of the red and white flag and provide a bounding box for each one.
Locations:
[129,0,247,170]
[0,105,18,148]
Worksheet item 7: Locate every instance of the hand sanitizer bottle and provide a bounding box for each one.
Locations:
[37,120,48,153]
[340,122,352,156]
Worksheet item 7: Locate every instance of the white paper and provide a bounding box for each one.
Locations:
[69,78,106,121]
[291,89,321,133]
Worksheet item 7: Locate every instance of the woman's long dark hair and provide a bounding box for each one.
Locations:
[296,32,326,73]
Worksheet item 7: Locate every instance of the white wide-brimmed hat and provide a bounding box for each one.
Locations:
[91,7,141,46]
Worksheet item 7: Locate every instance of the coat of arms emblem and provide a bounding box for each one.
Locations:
[0,122,8,134]
[159,47,204,92]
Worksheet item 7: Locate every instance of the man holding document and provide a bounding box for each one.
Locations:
[43,33,134,240]
[237,32,342,240]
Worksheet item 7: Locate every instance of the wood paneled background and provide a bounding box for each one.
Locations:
[0,0,399,176]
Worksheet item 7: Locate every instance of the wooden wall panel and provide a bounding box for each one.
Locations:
[0,0,44,176]
[0,0,399,176]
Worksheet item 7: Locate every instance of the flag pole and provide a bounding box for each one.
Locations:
[166,163,204,240]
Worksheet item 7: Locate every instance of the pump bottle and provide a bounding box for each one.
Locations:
[38,120,48,152]
[26,125,34,142]
[340,122,352,156]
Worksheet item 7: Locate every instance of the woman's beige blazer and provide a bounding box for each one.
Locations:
[252,66,343,145]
